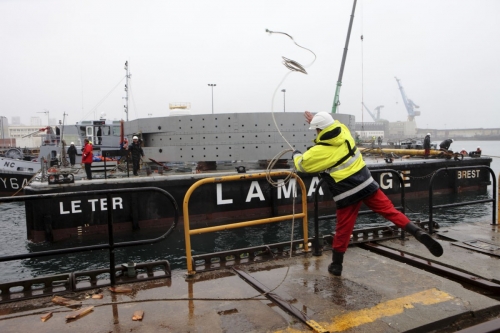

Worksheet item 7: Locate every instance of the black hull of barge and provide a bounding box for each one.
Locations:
[24,157,492,242]
[0,172,34,196]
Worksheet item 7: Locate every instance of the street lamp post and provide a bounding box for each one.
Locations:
[0,116,5,142]
[281,89,286,112]
[208,84,216,114]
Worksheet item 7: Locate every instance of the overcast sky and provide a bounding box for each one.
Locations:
[1,0,499,130]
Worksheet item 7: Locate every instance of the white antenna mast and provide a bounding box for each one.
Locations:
[123,61,131,121]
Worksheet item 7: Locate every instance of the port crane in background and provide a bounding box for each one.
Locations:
[395,77,421,121]
[362,103,384,122]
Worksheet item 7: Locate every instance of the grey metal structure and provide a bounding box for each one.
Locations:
[38,119,122,166]
[125,112,355,162]
[395,77,421,121]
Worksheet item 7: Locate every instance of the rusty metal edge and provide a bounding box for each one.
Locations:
[359,242,500,294]
[232,267,329,333]
[454,317,500,333]
[451,242,500,258]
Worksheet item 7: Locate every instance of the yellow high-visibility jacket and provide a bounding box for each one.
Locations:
[293,120,379,208]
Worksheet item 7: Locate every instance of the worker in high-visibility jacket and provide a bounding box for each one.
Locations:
[293,111,443,276]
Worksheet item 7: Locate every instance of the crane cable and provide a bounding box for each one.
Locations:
[79,76,126,122]
[360,0,365,136]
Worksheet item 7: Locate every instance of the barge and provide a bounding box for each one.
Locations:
[23,153,492,243]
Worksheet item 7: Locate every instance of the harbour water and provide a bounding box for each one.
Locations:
[0,140,498,284]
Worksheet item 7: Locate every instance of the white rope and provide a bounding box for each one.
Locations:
[264,30,316,266]
[265,29,317,187]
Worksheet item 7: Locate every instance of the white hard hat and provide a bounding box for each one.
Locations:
[70,142,74,145]
[477,146,480,149]
[133,136,138,140]
[427,133,430,136]
[309,112,335,130]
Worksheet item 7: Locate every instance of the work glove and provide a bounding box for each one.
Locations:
[291,150,302,159]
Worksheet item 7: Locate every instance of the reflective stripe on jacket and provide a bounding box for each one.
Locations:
[293,120,379,208]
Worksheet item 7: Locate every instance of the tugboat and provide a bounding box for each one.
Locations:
[0,147,39,196]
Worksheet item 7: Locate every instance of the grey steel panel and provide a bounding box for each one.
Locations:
[126,112,355,162]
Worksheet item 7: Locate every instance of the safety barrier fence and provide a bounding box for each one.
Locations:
[428,166,497,234]
[102,149,129,179]
[191,240,313,273]
[0,187,178,298]
[312,169,407,255]
[183,171,309,275]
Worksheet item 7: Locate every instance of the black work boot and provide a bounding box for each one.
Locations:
[328,251,344,276]
[404,222,443,257]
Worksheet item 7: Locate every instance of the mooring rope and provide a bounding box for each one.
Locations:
[258,30,317,293]
[264,29,317,187]
[265,29,316,153]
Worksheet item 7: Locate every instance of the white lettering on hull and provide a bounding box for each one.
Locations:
[0,177,28,190]
[71,201,82,213]
[380,172,393,189]
[59,197,124,214]
[277,179,296,199]
[100,198,107,211]
[457,170,480,179]
[401,171,411,188]
[380,171,411,189]
[215,177,326,206]
[112,197,123,210]
[216,183,233,205]
[54,169,485,215]
[60,202,69,214]
[88,199,99,211]
[246,181,265,202]
[307,177,324,197]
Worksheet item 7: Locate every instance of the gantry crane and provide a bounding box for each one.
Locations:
[395,77,421,121]
[362,103,384,122]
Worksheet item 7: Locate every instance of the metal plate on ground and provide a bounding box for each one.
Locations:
[462,240,500,251]
[436,230,475,242]
[451,241,500,258]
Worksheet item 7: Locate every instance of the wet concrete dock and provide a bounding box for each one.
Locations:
[0,221,499,332]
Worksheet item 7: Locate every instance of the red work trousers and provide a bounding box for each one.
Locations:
[333,189,410,253]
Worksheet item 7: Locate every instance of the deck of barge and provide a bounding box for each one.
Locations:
[0,221,499,333]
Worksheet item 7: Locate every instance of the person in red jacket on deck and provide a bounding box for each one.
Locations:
[82,138,93,180]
